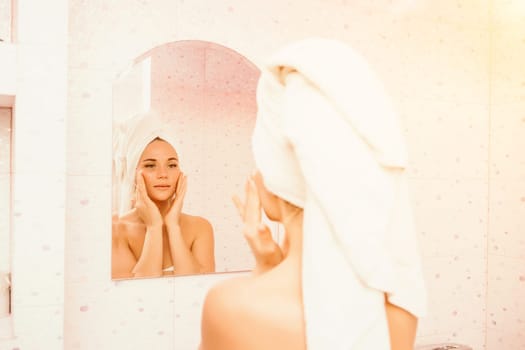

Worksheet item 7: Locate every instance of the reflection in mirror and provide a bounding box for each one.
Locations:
[112,112,216,279]
[111,40,268,280]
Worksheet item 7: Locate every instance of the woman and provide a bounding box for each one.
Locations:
[112,114,215,279]
[199,38,426,349]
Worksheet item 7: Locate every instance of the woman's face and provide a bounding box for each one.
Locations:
[137,139,181,202]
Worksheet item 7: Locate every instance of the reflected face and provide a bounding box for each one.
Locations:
[137,139,181,202]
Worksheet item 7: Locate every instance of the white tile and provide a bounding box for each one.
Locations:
[488,179,525,258]
[10,173,65,307]
[66,68,114,176]
[15,43,67,176]
[65,175,112,284]
[67,106,112,176]
[487,255,525,334]
[65,279,175,350]
[68,1,179,71]
[493,0,525,26]
[491,13,525,105]
[400,101,489,180]
[486,327,525,350]
[11,304,64,349]
[10,257,64,308]
[418,255,486,337]
[16,1,68,45]
[409,179,488,258]
[0,45,16,97]
[368,18,490,105]
[489,102,525,180]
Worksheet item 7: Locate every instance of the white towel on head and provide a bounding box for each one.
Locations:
[113,111,180,217]
[252,37,427,349]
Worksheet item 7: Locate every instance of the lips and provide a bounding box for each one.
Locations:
[153,185,171,190]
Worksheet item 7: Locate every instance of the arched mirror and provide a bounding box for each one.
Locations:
[111,40,275,280]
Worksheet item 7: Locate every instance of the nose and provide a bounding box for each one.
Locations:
[156,165,168,178]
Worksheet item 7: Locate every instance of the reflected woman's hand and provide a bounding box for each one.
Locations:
[134,170,163,228]
[232,178,283,274]
[164,173,187,226]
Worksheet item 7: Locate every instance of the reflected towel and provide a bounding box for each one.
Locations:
[113,112,179,217]
[252,38,427,349]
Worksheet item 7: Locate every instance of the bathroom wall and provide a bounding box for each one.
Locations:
[64,1,494,349]
[486,0,525,348]
[1,1,523,350]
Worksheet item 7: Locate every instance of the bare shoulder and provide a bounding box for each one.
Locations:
[200,276,254,350]
[181,213,213,230]
[180,213,213,240]
[200,272,305,350]
[112,214,127,241]
[113,210,143,238]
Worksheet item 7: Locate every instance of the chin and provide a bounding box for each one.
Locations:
[148,192,175,203]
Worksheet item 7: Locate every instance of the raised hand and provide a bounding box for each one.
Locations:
[164,173,187,227]
[232,177,283,273]
[134,170,163,228]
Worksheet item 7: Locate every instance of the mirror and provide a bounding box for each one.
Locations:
[111,40,273,279]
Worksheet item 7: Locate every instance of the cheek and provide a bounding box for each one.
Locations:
[171,169,181,182]
[136,171,154,188]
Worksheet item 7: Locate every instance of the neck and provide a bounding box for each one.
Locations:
[154,200,170,216]
[281,209,303,260]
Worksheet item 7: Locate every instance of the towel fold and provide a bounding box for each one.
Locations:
[113,112,179,217]
[252,37,427,349]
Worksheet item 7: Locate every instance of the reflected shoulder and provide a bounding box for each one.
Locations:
[181,213,213,232]
[117,209,141,224]
[112,210,144,240]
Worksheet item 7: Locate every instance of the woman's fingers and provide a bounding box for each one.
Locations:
[256,223,274,240]
[232,195,244,218]
[171,173,187,205]
[244,179,261,224]
[135,170,155,208]
[134,170,163,226]
[171,173,187,211]
[232,179,257,221]
[164,173,188,224]
[232,177,283,272]
[248,223,283,270]
[136,171,148,200]
[176,173,187,196]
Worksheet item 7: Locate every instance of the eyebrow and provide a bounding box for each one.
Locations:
[142,157,178,162]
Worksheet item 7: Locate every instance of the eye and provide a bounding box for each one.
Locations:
[144,163,155,168]
[168,163,178,168]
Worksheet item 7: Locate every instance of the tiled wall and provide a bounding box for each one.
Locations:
[65,1,493,349]
[0,1,523,350]
[394,4,490,349]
